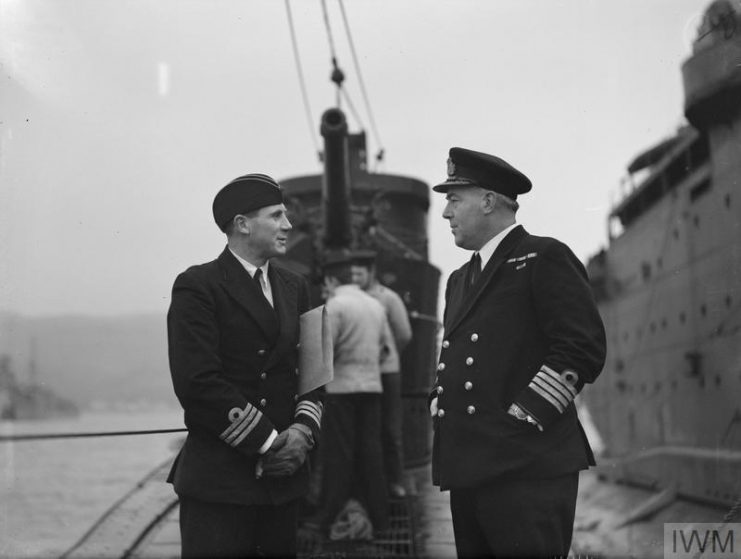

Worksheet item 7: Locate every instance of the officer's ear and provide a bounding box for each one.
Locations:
[481,191,497,215]
[232,214,251,235]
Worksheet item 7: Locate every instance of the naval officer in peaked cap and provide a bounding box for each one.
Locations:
[430,147,606,557]
[167,173,323,558]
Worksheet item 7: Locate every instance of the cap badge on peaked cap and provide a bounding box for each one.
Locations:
[432,147,532,198]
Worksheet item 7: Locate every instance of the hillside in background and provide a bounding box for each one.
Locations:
[0,312,178,410]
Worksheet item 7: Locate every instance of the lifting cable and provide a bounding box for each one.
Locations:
[337,0,385,165]
[284,0,321,162]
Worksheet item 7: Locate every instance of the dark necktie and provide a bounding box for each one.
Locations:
[469,252,481,286]
[253,268,267,298]
[253,268,277,318]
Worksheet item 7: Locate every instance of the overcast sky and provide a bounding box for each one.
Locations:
[1,0,710,316]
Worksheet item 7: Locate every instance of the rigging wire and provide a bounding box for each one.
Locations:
[321,0,386,169]
[339,87,364,132]
[320,0,339,65]
[284,0,321,161]
[337,0,385,164]
[320,0,347,110]
[294,0,386,167]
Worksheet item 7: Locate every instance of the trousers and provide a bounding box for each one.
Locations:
[317,392,389,532]
[450,472,579,557]
[179,495,298,558]
[380,372,404,486]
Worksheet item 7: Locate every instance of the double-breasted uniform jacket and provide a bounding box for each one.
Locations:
[431,225,606,490]
[167,247,323,505]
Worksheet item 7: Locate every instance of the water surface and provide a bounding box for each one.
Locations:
[0,408,183,559]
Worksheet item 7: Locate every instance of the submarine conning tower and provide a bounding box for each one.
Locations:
[279,108,434,278]
[278,107,441,468]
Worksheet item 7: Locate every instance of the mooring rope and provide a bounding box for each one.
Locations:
[0,427,187,443]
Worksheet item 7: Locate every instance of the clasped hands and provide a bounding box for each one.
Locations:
[256,423,314,478]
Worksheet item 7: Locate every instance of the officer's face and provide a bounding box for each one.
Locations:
[442,186,489,250]
[241,203,292,259]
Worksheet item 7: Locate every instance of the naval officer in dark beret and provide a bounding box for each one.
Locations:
[430,147,606,557]
[167,173,323,557]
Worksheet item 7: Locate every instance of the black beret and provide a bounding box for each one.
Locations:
[349,249,377,265]
[322,249,377,276]
[432,147,532,199]
[212,173,284,231]
[323,248,375,266]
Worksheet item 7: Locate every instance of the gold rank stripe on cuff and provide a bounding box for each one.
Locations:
[536,370,575,404]
[529,382,566,413]
[295,401,322,427]
[528,366,577,414]
[220,405,263,447]
[540,365,578,398]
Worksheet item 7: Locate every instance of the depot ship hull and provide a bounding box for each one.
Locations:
[575,3,741,554]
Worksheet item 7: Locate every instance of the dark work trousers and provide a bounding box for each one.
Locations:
[318,392,389,533]
[449,472,579,558]
[380,372,405,486]
[179,495,298,558]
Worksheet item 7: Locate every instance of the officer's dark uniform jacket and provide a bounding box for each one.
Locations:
[431,225,606,490]
[167,247,323,505]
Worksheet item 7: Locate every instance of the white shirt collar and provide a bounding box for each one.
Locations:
[229,248,270,279]
[477,222,518,270]
[228,248,274,307]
